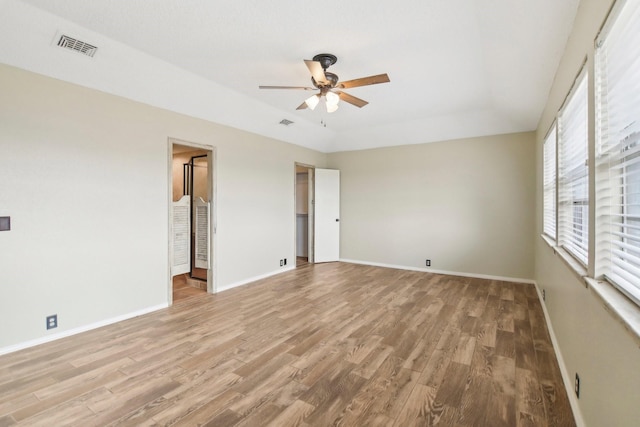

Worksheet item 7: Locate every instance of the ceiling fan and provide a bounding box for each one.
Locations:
[259,53,390,113]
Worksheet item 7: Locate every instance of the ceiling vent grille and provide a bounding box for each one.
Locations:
[57,35,97,57]
[279,119,294,126]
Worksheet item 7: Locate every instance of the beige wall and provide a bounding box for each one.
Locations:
[0,63,326,350]
[534,0,640,425]
[328,132,536,280]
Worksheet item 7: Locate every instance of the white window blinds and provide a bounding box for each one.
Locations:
[596,0,640,305]
[543,125,557,239]
[558,70,589,265]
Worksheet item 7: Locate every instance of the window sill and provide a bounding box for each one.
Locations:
[540,234,588,284]
[540,233,556,249]
[554,246,588,284]
[585,277,640,346]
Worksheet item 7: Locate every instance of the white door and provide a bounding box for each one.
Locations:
[307,169,314,263]
[314,168,340,262]
[194,197,210,269]
[172,195,191,276]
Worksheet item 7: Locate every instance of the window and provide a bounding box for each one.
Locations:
[543,125,557,239]
[558,70,589,265]
[596,0,640,306]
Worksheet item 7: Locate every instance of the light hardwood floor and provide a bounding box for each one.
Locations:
[0,262,575,426]
[172,274,207,302]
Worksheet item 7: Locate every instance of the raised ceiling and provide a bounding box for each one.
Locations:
[4,0,580,152]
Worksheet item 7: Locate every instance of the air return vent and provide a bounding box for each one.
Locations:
[279,119,294,126]
[57,35,97,57]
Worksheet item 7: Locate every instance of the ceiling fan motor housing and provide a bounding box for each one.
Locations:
[312,72,339,89]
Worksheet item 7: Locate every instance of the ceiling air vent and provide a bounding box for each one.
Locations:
[279,119,294,126]
[57,35,97,57]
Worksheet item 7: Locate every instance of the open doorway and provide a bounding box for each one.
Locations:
[295,164,314,267]
[169,140,215,302]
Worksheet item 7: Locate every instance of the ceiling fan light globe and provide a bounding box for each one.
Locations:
[305,94,320,110]
[326,102,339,113]
[325,91,340,105]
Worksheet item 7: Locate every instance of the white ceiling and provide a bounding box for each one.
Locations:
[4,0,579,152]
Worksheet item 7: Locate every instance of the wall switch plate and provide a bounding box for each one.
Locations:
[280,259,283,267]
[46,314,58,330]
[284,258,287,266]
[426,259,431,267]
[0,216,10,231]
[575,373,580,398]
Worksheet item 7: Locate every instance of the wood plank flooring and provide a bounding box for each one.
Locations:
[172,274,206,302]
[0,262,575,426]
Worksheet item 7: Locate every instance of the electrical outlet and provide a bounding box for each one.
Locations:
[280,259,283,267]
[426,259,431,267]
[46,314,57,330]
[284,258,287,266]
[542,289,546,301]
[575,373,580,398]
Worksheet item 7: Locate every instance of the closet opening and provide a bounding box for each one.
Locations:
[295,164,314,267]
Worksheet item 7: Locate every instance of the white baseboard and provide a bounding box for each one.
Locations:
[340,259,535,284]
[533,282,586,427]
[0,303,168,356]
[216,266,296,293]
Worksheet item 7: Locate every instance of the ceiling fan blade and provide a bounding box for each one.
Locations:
[338,73,390,89]
[336,91,369,108]
[304,60,328,85]
[296,101,308,110]
[259,85,315,90]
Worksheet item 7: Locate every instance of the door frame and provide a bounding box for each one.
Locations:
[168,138,217,304]
[294,162,315,265]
